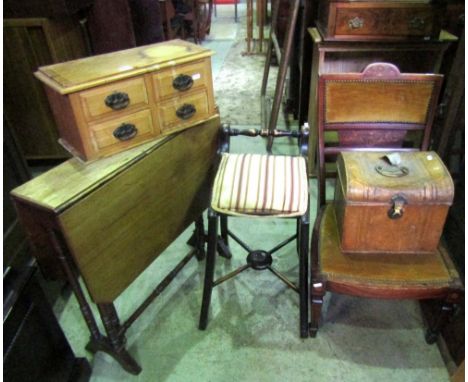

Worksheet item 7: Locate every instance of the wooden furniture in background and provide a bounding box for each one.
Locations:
[86,0,137,54]
[261,0,300,152]
[4,119,32,269]
[4,17,88,162]
[310,63,464,341]
[430,26,465,370]
[160,0,177,39]
[35,40,216,161]
[306,27,457,175]
[160,0,213,43]
[4,263,92,382]
[11,116,220,374]
[191,0,214,43]
[244,0,267,54]
[4,120,91,382]
[287,0,317,126]
[316,0,444,41]
[3,0,93,18]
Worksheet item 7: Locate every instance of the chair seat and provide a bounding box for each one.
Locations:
[316,204,461,298]
[211,153,308,217]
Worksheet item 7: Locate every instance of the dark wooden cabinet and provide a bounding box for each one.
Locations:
[4,17,88,161]
[4,0,93,18]
[3,120,91,382]
[4,265,92,382]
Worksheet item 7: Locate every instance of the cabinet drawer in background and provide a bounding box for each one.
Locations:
[79,77,149,121]
[89,109,157,153]
[152,59,212,100]
[158,90,210,133]
[317,1,442,41]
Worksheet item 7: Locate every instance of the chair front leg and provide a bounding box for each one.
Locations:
[310,207,325,337]
[425,291,462,344]
[310,281,325,338]
[194,216,206,261]
[199,209,218,330]
[217,215,232,259]
[299,213,309,338]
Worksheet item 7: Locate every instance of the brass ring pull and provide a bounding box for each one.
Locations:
[105,91,130,110]
[409,16,425,30]
[173,74,194,91]
[388,195,407,220]
[375,164,409,178]
[176,103,196,120]
[113,123,138,141]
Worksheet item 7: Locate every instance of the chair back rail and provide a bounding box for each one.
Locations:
[317,63,443,207]
[219,124,310,159]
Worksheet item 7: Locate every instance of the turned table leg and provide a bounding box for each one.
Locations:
[97,303,142,375]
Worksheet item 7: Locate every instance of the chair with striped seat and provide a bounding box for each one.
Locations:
[199,125,310,338]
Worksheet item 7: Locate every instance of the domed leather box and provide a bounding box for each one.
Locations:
[334,151,454,254]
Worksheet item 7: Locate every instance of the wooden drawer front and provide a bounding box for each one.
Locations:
[89,109,156,152]
[334,5,436,38]
[158,90,210,133]
[79,77,148,121]
[152,59,212,100]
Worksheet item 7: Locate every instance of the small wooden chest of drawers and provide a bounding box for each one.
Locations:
[35,40,216,161]
[317,0,444,41]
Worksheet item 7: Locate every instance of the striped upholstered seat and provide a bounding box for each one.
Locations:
[211,153,309,217]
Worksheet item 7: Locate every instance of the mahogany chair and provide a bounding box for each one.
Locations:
[165,0,213,43]
[310,63,464,343]
[199,124,310,338]
[188,0,213,43]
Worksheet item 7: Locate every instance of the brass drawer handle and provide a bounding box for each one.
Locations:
[348,16,364,29]
[176,103,196,120]
[173,74,194,91]
[113,123,138,141]
[105,91,130,110]
[388,195,407,220]
[409,16,425,30]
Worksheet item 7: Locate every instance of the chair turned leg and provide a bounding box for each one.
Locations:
[199,209,218,330]
[425,294,460,344]
[299,215,309,338]
[194,216,206,261]
[296,218,301,255]
[217,215,232,259]
[310,282,325,338]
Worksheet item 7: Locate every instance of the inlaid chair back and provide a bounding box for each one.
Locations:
[317,63,443,207]
[310,64,463,342]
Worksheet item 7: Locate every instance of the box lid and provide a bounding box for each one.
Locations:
[337,151,454,205]
[34,39,214,94]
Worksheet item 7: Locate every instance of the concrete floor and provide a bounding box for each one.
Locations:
[57,5,451,381]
